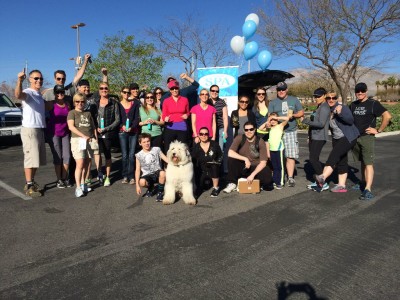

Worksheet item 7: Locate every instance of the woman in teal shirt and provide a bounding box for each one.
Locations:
[139,92,164,148]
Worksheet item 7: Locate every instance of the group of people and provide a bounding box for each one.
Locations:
[302,83,391,200]
[15,58,390,202]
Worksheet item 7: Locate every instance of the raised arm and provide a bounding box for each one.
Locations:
[72,53,91,85]
[15,69,27,100]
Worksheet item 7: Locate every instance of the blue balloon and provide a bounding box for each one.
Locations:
[242,20,257,39]
[257,50,272,70]
[244,41,259,60]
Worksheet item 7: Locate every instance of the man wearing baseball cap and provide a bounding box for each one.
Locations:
[350,82,392,200]
[268,81,304,187]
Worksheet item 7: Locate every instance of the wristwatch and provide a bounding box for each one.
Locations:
[377,129,382,133]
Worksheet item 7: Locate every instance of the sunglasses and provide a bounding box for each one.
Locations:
[122,91,129,94]
[99,87,108,90]
[355,90,366,94]
[55,91,65,95]
[170,87,179,91]
[210,89,219,93]
[239,101,249,104]
[326,96,338,100]
[200,93,209,96]
[56,77,65,81]
[155,92,162,94]
[257,93,266,96]
[244,128,255,132]
[313,95,323,98]
[31,77,43,81]
[146,96,154,99]
[75,101,85,104]
[199,132,209,136]
[277,88,286,92]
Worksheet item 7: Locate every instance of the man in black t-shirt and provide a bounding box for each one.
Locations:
[350,82,392,200]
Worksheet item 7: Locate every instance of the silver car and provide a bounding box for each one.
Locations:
[0,93,22,137]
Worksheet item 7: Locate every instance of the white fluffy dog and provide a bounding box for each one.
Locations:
[163,140,196,205]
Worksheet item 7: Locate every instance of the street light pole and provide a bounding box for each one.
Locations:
[71,22,86,71]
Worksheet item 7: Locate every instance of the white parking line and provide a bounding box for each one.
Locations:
[0,180,32,201]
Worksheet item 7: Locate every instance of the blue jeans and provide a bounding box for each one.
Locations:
[118,132,137,180]
[217,128,224,152]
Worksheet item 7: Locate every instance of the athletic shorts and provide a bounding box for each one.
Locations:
[141,170,161,186]
[71,137,99,160]
[283,130,299,159]
[21,127,46,168]
[352,134,375,165]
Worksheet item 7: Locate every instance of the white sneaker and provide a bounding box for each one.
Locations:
[223,183,237,193]
[81,184,92,193]
[75,188,84,198]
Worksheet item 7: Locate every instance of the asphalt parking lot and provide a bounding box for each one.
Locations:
[0,132,399,299]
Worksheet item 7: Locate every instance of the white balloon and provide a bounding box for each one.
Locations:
[230,36,245,55]
[245,13,259,27]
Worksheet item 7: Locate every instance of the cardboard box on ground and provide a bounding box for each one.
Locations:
[238,178,260,194]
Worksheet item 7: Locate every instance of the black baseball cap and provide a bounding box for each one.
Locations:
[53,84,65,93]
[78,79,90,87]
[355,82,368,93]
[313,87,327,97]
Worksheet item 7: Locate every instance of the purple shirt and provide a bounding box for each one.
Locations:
[48,104,70,137]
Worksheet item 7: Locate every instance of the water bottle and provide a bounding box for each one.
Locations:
[222,132,227,143]
[125,118,130,130]
[147,119,152,131]
[100,118,105,129]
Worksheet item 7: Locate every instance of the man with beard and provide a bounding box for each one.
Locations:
[223,121,272,193]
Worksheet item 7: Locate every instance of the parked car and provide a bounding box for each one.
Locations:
[0,93,22,137]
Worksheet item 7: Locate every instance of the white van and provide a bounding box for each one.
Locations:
[0,93,22,137]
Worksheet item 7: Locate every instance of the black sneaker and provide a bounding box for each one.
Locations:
[64,179,73,188]
[156,192,164,202]
[210,187,220,197]
[144,188,155,197]
[57,180,66,188]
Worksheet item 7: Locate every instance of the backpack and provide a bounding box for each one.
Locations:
[238,134,260,153]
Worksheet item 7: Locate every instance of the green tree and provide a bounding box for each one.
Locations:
[386,76,397,90]
[259,0,400,102]
[85,31,165,94]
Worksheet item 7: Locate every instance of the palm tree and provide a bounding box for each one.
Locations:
[375,80,381,91]
[386,76,397,90]
[381,80,388,93]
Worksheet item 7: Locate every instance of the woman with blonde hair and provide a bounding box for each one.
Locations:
[67,93,99,197]
[314,91,359,192]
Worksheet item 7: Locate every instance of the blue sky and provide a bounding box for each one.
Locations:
[1,0,399,87]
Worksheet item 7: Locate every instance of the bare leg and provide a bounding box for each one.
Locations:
[364,164,374,191]
[212,178,219,188]
[105,158,112,178]
[75,159,84,188]
[338,173,347,187]
[286,158,295,178]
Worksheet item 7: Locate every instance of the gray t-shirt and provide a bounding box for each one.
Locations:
[237,115,249,135]
[43,82,75,101]
[329,118,344,139]
[268,95,303,132]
